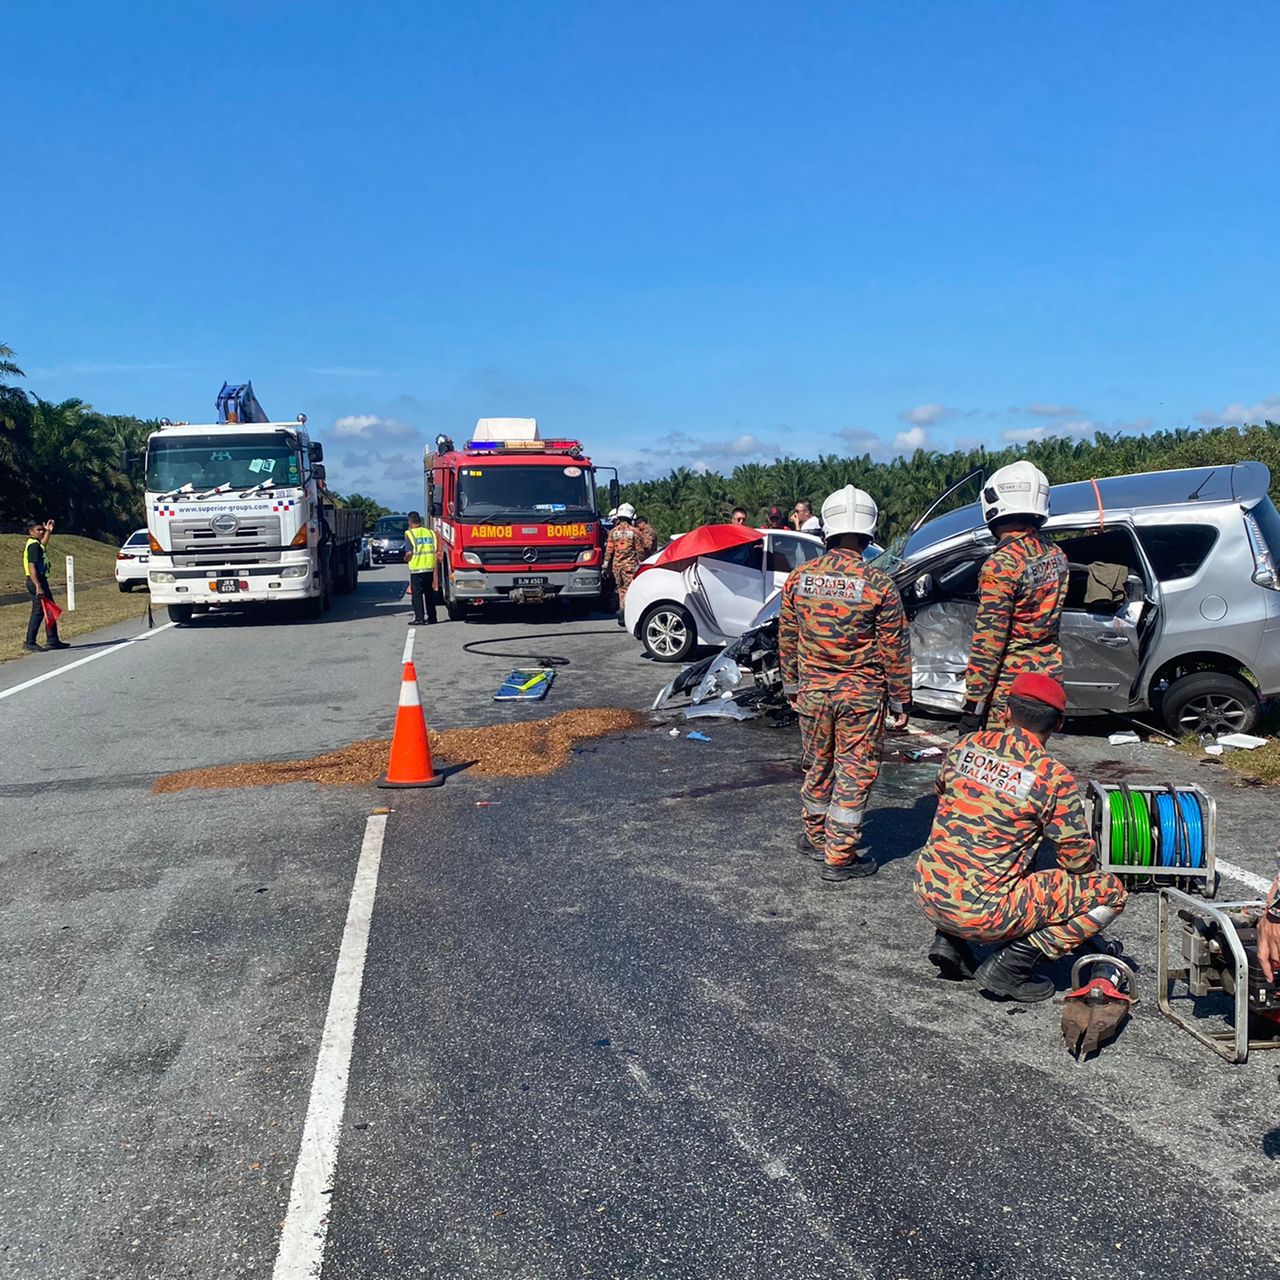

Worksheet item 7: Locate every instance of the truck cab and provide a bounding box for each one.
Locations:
[425,418,618,618]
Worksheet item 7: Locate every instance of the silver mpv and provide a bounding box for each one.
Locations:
[886,462,1280,736]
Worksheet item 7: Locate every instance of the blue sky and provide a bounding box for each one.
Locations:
[8,1,1280,511]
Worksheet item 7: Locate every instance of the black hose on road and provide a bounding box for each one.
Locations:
[461,629,627,668]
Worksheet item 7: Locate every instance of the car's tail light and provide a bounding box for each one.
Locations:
[1245,513,1278,589]
[117,552,134,561]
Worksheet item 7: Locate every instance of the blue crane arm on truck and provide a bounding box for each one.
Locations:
[216,382,270,424]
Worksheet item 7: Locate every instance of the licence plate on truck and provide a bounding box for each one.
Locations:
[216,579,241,594]
[514,576,549,587]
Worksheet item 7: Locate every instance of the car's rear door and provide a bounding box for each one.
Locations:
[692,542,768,637]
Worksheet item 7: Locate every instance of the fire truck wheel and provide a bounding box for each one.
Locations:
[640,603,697,662]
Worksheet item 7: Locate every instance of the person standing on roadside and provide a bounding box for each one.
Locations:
[603,503,643,624]
[765,505,788,530]
[403,511,439,625]
[779,486,910,883]
[730,507,749,526]
[23,520,69,652]
[634,513,658,560]
[792,500,822,534]
[959,462,1068,733]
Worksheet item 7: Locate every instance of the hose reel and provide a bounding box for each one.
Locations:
[1089,781,1215,894]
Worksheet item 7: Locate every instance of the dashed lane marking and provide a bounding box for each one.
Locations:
[272,812,388,1280]
[0,622,178,703]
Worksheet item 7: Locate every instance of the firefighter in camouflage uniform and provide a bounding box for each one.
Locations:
[914,672,1127,1002]
[959,462,1069,733]
[603,502,643,625]
[779,486,911,883]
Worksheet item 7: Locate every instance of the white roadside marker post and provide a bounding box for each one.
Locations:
[66,554,76,611]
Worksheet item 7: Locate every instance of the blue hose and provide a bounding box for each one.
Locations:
[1177,792,1205,869]
[1155,793,1179,868]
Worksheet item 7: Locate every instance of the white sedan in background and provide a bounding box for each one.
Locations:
[623,529,826,661]
[114,528,152,591]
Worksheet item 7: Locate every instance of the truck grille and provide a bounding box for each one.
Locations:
[475,544,592,567]
[170,514,284,563]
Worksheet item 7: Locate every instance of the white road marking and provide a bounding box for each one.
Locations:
[401,628,415,665]
[1216,858,1274,896]
[130,621,179,641]
[272,812,388,1280]
[0,620,178,703]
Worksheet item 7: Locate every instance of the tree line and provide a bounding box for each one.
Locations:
[6,341,1280,545]
[618,423,1280,543]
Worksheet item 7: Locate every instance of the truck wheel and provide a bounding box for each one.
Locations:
[640,603,696,662]
[303,591,325,620]
[1162,671,1259,737]
[167,604,194,625]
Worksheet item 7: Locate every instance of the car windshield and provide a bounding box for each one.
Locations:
[146,433,301,492]
[457,464,594,518]
[374,517,409,538]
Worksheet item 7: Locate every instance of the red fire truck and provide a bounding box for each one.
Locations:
[424,418,619,619]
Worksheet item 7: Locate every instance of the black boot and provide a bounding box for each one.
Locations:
[821,855,877,882]
[975,938,1056,1003]
[927,930,977,981]
[796,832,825,862]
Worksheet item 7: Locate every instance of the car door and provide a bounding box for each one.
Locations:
[691,541,768,638]
[1051,523,1153,711]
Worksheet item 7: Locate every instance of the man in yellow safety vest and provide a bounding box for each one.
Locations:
[404,512,439,625]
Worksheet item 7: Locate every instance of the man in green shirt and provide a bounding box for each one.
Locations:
[404,512,439,625]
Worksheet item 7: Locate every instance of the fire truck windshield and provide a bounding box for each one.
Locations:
[457,464,594,519]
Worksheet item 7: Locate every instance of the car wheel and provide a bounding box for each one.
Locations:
[1162,671,1260,737]
[640,603,697,662]
[118,581,132,593]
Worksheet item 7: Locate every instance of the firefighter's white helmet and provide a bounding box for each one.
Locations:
[615,502,636,520]
[820,485,878,539]
[981,462,1051,525]
[607,507,618,519]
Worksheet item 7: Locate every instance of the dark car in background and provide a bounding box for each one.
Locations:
[369,514,409,564]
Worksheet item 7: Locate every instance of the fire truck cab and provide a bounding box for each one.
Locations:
[425,418,619,619]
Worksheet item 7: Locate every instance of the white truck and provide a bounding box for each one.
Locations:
[142,383,363,624]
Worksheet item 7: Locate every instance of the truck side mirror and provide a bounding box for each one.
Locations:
[313,462,327,482]
[609,478,620,510]
[430,500,442,518]
[309,442,324,463]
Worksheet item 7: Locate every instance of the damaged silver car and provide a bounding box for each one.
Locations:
[660,462,1280,737]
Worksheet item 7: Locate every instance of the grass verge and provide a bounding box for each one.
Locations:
[0,532,128,594]
[0,583,149,663]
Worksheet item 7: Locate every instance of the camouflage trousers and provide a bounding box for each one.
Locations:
[797,691,887,865]
[914,865,1127,959]
[613,566,638,607]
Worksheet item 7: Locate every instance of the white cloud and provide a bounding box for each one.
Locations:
[1196,395,1280,426]
[1002,419,1100,444]
[899,402,950,426]
[331,414,416,440]
[893,426,929,451]
[629,429,780,476]
[1022,401,1080,418]
[836,427,884,455]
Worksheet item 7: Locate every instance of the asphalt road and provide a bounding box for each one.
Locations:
[2,565,1280,1279]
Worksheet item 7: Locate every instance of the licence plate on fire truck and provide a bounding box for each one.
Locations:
[216,579,241,594]
[514,576,549,588]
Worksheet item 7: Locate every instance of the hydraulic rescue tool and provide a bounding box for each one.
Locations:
[1157,887,1280,1063]
[1061,953,1139,1060]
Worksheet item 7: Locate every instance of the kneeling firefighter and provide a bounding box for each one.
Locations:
[960,461,1068,732]
[914,673,1128,1002]
[779,486,911,882]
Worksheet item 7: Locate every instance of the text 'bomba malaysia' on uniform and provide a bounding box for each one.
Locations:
[778,548,911,707]
[964,529,1068,715]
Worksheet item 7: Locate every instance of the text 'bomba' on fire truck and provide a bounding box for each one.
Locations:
[425,418,619,619]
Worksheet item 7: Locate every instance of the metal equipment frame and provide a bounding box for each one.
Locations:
[1157,887,1280,1063]
[1088,781,1217,894]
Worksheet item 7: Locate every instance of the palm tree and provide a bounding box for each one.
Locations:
[0,342,34,522]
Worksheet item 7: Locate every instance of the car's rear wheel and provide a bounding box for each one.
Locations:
[1162,671,1260,737]
[118,581,132,593]
[640,603,696,662]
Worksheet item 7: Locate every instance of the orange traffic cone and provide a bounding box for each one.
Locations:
[378,661,445,788]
